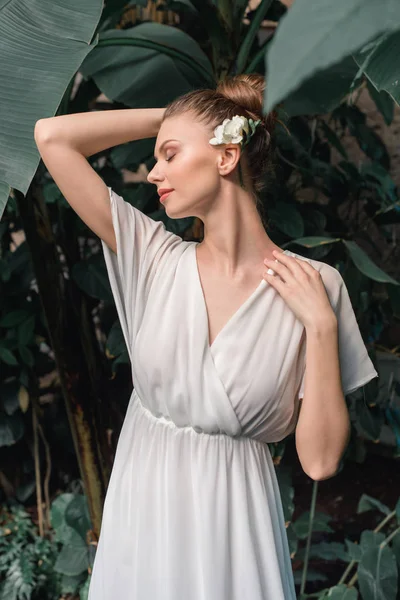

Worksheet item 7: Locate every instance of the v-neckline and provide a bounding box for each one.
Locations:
[192,243,290,350]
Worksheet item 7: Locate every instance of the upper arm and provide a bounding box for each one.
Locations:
[34,120,116,253]
[296,262,378,400]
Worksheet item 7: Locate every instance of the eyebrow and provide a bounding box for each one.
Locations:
[154,139,179,160]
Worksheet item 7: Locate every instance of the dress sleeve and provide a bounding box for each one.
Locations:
[101,186,182,361]
[298,263,379,399]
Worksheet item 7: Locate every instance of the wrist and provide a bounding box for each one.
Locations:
[305,312,337,336]
[149,108,166,137]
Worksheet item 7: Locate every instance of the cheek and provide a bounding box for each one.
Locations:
[175,153,217,192]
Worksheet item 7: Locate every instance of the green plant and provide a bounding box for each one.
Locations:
[50,492,95,599]
[0,504,61,600]
[0,0,399,548]
[0,492,94,600]
[276,466,400,599]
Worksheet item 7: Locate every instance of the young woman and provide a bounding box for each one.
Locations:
[35,73,378,599]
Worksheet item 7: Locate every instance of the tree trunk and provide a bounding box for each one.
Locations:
[14,183,111,539]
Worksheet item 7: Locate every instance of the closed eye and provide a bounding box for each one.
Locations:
[165,155,175,163]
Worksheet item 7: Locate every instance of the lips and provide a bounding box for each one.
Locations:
[158,188,174,203]
[158,188,174,197]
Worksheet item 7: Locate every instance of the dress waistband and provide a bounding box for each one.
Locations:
[132,387,270,452]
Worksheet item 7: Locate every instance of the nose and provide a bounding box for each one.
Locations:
[146,163,163,185]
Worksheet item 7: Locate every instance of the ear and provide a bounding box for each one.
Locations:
[216,144,241,176]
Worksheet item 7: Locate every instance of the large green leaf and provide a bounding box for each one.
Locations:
[80,23,215,108]
[65,495,92,540]
[343,240,399,285]
[320,585,359,600]
[0,0,104,218]
[54,529,89,576]
[282,56,360,117]
[358,542,398,600]
[353,30,400,105]
[265,0,400,112]
[51,493,77,544]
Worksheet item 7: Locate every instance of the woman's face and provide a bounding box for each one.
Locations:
[147,113,226,219]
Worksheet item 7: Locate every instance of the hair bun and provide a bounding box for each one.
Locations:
[216,73,277,131]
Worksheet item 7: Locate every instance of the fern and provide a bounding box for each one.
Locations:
[0,504,61,600]
[0,556,34,600]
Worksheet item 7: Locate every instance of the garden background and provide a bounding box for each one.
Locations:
[0,0,399,598]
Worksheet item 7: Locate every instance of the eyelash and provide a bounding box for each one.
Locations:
[165,155,175,163]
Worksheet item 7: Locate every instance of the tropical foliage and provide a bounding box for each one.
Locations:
[0,0,399,597]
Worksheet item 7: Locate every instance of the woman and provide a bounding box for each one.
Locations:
[35,73,378,599]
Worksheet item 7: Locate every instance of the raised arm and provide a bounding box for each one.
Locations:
[34,108,165,253]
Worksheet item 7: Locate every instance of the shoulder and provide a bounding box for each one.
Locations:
[287,249,344,305]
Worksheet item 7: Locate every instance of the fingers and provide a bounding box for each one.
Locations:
[265,250,318,281]
[263,266,285,291]
[263,252,293,283]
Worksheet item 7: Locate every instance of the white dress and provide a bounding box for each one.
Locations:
[88,187,379,600]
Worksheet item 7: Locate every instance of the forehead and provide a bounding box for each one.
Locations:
[155,114,209,149]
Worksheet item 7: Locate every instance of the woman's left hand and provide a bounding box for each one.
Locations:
[263,250,336,330]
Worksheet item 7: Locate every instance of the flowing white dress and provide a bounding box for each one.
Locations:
[88,187,379,600]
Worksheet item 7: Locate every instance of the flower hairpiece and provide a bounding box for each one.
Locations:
[209,115,262,148]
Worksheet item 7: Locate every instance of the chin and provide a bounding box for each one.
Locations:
[163,203,191,220]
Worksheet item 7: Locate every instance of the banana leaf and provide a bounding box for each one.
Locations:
[0,0,104,218]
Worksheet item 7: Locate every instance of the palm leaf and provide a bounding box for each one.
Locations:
[0,0,104,218]
[79,23,215,107]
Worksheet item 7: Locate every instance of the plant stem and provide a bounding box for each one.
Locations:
[32,399,44,537]
[300,479,319,595]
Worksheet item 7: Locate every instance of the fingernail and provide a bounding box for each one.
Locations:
[267,268,275,275]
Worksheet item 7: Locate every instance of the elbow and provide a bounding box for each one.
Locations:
[304,463,339,481]
[34,119,54,144]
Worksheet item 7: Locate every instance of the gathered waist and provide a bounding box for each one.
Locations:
[131,387,270,452]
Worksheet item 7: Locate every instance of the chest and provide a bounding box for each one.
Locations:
[133,243,305,403]
[195,246,266,348]
[197,271,264,347]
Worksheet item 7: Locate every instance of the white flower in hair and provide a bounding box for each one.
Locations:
[209,114,261,147]
[209,115,249,145]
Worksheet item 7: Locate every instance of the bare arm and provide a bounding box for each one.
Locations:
[295,317,351,481]
[34,108,165,253]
